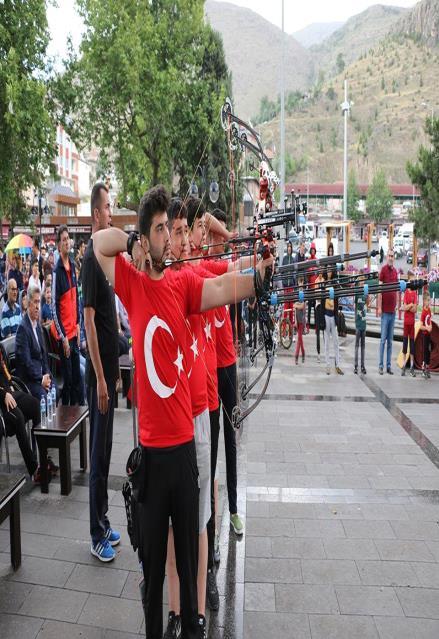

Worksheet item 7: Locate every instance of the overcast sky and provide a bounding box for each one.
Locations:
[47,0,417,62]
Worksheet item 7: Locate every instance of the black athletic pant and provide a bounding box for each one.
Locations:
[2,390,39,476]
[217,363,238,515]
[402,336,415,359]
[138,439,199,639]
[307,299,316,328]
[230,302,243,343]
[59,338,81,405]
[423,333,431,366]
[88,381,116,544]
[207,407,220,570]
[248,307,258,350]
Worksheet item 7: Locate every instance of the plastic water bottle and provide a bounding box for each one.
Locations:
[51,385,56,421]
[40,397,47,429]
[47,392,53,424]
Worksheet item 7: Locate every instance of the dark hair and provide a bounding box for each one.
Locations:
[33,238,40,249]
[31,259,38,269]
[167,198,187,229]
[78,239,86,248]
[138,185,170,238]
[57,224,69,243]
[90,182,108,216]
[211,208,227,224]
[187,197,205,229]
[327,242,334,256]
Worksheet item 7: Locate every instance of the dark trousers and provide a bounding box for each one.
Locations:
[138,440,199,639]
[307,299,316,328]
[60,338,81,406]
[207,407,220,570]
[355,329,366,369]
[316,328,322,355]
[2,391,39,476]
[423,333,431,366]
[248,307,257,350]
[88,381,116,544]
[230,302,243,343]
[217,364,238,515]
[402,336,415,360]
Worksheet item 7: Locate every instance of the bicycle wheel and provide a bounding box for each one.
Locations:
[280,318,292,349]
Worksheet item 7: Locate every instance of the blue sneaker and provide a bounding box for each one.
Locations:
[91,538,116,562]
[105,527,121,547]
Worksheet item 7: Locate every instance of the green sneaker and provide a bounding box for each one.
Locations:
[230,513,244,535]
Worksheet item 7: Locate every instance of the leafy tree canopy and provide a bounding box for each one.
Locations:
[366,168,393,223]
[52,0,233,211]
[0,0,56,233]
[406,116,439,245]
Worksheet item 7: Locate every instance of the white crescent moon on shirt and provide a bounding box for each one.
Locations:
[144,316,177,399]
[215,317,225,328]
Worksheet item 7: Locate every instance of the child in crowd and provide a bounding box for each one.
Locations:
[324,269,343,375]
[401,270,417,377]
[420,291,432,379]
[295,276,306,365]
[354,277,368,375]
[314,272,326,363]
[41,285,53,328]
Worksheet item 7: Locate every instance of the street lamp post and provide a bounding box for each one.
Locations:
[31,189,49,244]
[341,79,352,254]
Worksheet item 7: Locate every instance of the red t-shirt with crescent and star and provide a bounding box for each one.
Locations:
[192,264,219,412]
[114,255,203,447]
[420,306,432,332]
[202,259,237,368]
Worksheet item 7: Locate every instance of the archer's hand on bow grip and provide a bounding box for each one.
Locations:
[256,252,274,294]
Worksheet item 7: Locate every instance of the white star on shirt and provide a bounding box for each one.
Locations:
[204,321,212,342]
[173,347,184,376]
[190,336,199,360]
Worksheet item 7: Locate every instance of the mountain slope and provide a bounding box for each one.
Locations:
[259,35,439,184]
[392,0,439,45]
[293,22,344,48]
[311,4,408,77]
[205,0,312,120]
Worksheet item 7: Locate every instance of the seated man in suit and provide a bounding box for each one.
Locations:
[15,286,52,400]
[0,346,43,481]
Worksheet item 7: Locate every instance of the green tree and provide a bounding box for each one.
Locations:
[366,169,393,223]
[347,169,361,222]
[52,0,230,208]
[336,53,345,74]
[406,116,439,261]
[0,0,56,235]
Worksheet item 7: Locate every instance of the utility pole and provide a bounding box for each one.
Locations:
[280,0,285,207]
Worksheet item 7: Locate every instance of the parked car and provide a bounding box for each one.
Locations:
[417,251,428,268]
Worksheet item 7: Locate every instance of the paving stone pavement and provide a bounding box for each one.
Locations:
[0,332,438,638]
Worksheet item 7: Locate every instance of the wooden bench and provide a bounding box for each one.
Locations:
[34,405,88,496]
[0,473,26,570]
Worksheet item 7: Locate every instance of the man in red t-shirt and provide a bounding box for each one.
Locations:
[378,249,399,374]
[91,186,272,639]
[208,208,245,540]
[401,270,417,377]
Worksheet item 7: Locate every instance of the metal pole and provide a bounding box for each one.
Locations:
[280,0,285,207]
[38,192,42,244]
[343,79,348,254]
